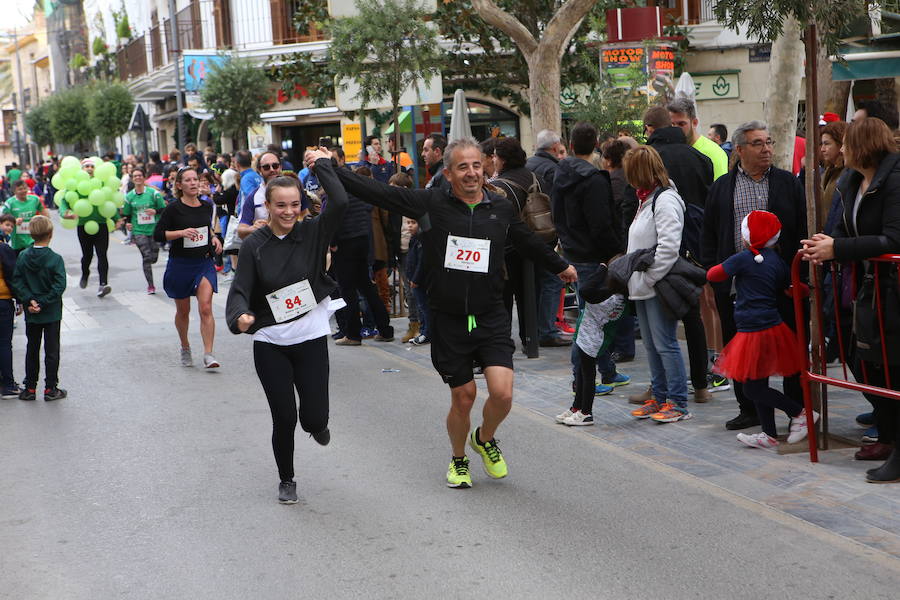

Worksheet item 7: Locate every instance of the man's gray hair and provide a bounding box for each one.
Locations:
[535,129,561,151]
[733,120,768,147]
[443,137,482,169]
[666,97,697,120]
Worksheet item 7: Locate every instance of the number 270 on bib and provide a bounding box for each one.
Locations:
[444,235,490,273]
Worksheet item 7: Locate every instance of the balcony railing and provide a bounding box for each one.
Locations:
[149,23,164,69]
[651,0,718,26]
[117,34,148,80]
[271,0,327,45]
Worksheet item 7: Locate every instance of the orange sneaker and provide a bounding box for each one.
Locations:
[650,403,693,423]
[631,400,660,419]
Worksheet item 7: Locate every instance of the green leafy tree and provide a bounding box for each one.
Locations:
[87,81,134,150]
[569,66,649,138]
[328,0,442,146]
[200,55,271,145]
[25,101,54,149]
[45,86,93,148]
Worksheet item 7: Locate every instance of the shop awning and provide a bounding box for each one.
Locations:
[832,52,900,81]
[384,110,412,134]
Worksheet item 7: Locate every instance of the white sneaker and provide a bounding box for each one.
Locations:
[563,410,594,426]
[787,410,820,444]
[737,432,779,450]
[180,347,192,367]
[555,408,574,424]
[203,353,220,369]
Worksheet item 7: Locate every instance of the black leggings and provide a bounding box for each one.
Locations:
[573,346,597,415]
[77,224,109,285]
[681,303,709,390]
[743,377,803,438]
[333,236,393,340]
[253,336,330,482]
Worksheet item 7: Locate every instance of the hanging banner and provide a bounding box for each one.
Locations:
[601,42,676,90]
[342,123,362,159]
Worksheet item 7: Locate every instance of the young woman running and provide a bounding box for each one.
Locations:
[153,167,223,368]
[226,151,347,505]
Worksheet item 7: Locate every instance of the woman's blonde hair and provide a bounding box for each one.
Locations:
[623,145,670,190]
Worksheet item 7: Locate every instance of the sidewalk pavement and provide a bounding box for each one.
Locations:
[370,316,900,560]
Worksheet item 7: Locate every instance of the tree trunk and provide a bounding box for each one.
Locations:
[527,48,562,138]
[764,16,805,171]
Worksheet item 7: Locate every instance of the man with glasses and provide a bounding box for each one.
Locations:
[700,120,807,431]
[237,151,308,239]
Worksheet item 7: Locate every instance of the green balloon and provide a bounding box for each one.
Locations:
[98,201,117,219]
[65,178,79,191]
[88,189,104,206]
[64,190,79,205]
[54,189,66,206]
[51,173,65,189]
[75,169,90,182]
[112,191,125,207]
[77,180,93,197]
[105,176,121,190]
[90,178,103,191]
[83,220,100,235]
[73,199,93,218]
[98,187,112,204]
[107,218,116,232]
[60,216,78,230]
[61,156,80,171]
[95,162,115,180]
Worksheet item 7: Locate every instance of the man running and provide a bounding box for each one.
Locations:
[312,140,577,489]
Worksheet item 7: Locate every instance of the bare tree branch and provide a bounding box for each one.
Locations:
[470,0,539,55]
[543,0,598,53]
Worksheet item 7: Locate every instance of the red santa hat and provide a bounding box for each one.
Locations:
[741,210,782,263]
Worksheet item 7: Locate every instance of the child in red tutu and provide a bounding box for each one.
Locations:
[707,210,818,449]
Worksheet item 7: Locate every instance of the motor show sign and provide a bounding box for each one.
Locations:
[601,43,676,89]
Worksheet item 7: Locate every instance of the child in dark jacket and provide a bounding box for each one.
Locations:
[0,213,20,398]
[12,215,67,401]
[405,221,430,345]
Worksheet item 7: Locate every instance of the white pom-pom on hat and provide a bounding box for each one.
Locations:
[741,210,782,263]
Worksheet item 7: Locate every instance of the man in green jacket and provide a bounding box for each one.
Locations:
[11,215,67,401]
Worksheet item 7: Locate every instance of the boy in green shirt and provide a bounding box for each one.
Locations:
[11,215,67,401]
[121,166,166,294]
[2,180,50,252]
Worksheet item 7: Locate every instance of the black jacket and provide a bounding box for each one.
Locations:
[701,164,807,272]
[608,246,705,319]
[334,167,569,316]
[334,165,373,242]
[226,159,348,334]
[551,157,623,264]
[832,153,900,262]
[646,127,713,208]
[526,150,559,193]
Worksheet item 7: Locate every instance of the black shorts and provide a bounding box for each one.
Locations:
[430,308,515,388]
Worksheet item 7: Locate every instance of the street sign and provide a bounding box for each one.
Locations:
[342,122,362,158]
[691,72,740,100]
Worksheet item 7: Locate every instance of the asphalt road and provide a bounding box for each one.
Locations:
[1,215,899,599]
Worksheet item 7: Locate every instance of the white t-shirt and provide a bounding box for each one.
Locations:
[253,184,268,222]
[252,296,346,346]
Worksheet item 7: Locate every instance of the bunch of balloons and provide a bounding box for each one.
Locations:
[50,155,125,234]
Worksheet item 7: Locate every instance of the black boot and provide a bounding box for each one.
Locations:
[866,447,900,483]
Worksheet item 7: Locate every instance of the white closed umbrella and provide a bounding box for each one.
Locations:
[448,89,472,142]
[674,72,696,102]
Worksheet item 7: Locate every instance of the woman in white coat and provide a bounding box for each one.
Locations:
[622,146,691,424]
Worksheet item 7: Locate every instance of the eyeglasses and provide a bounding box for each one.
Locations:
[747,139,776,149]
[260,162,281,172]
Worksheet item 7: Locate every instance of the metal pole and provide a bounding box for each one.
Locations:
[168,0,186,153]
[12,27,29,168]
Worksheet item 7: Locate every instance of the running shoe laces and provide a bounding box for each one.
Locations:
[481,438,502,463]
[452,457,470,475]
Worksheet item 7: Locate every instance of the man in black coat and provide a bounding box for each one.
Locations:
[701,120,807,430]
[526,129,565,193]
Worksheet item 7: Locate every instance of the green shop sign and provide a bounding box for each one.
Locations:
[691,71,740,100]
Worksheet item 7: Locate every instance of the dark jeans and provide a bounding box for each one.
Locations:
[24,320,61,390]
[537,266,563,340]
[333,236,393,341]
[714,285,802,416]
[413,286,431,338]
[570,262,616,381]
[682,303,709,390]
[77,223,109,285]
[611,313,636,358]
[851,358,900,445]
[0,299,14,388]
[253,336,330,482]
[744,377,803,438]
[503,250,532,346]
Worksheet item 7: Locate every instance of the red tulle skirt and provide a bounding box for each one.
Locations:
[713,322,805,382]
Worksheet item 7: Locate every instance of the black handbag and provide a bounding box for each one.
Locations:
[853,263,900,365]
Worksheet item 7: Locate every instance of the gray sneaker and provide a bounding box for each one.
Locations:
[180,347,192,367]
[203,353,220,369]
[278,481,298,504]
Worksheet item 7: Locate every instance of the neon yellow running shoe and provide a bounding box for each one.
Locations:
[469,428,508,479]
[447,456,472,488]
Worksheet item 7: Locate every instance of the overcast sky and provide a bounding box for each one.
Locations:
[7,0,36,30]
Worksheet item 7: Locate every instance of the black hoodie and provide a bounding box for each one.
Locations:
[646,127,714,208]
[551,157,623,264]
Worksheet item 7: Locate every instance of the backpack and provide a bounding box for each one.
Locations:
[497,173,556,242]
[651,187,704,265]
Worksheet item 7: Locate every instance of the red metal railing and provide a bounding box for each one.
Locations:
[791,251,900,462]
